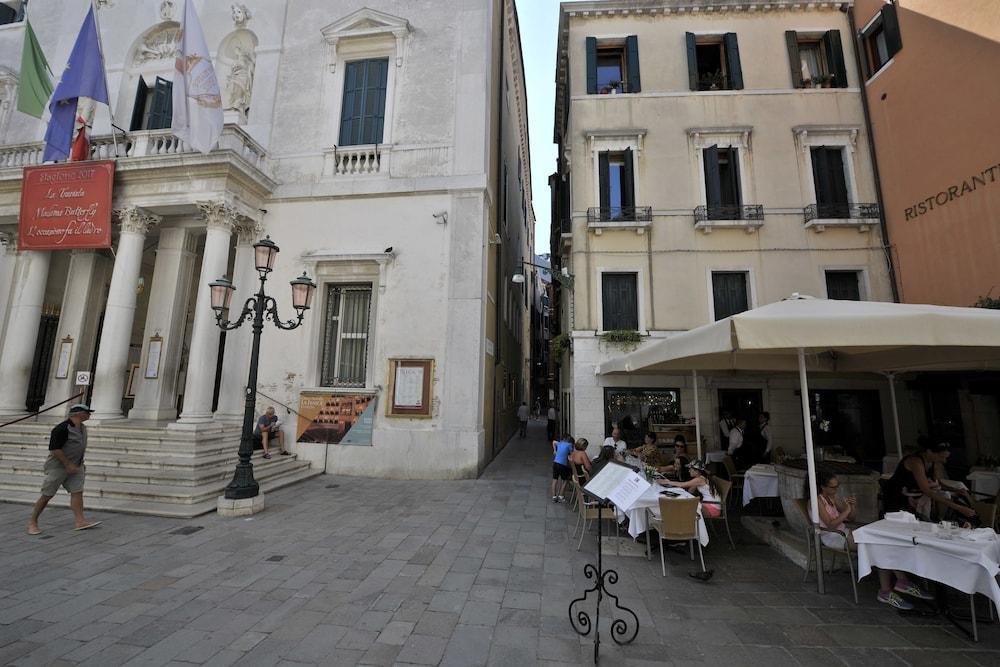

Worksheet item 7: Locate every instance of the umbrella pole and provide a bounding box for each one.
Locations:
[693,370,702,459]
[886,372,903,461]
[798,348,824,594]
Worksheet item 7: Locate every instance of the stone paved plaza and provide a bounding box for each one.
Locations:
[1,421,999,666]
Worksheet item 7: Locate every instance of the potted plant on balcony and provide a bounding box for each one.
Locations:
[600,329,642,352]
[700,70,725,91]
[608,80,622,94]
[817,74,833,88]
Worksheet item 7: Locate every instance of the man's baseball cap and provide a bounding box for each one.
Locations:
[68,403,92,415]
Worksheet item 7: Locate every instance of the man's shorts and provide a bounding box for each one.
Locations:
[41,459,85,496]
[552,462,571,481]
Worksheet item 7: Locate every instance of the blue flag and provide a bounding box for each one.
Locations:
[43,7,109,162]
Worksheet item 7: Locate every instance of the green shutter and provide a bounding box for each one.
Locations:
[703,145,722,208]
[361,59,388,144]
[598,152,610,211]
[130,77,148,131]
[586,37,598,94]
[340,59,389,146]
[625,35,641,93]
[882,3,903,57]
[602,273,638,331]
[824,30,848,88]
[685,32,698,90]
[149,77,172,130]
[621,148,635,219]
[339,61,364,145]
[724,33,743,89]
[785,31,802,88]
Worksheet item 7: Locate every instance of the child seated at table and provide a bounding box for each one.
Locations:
[660,459,722,518]
[815,472,933,610]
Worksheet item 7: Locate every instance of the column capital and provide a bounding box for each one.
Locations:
[115,206,161,235]
[197,201,241,232]
[235,220,263,246]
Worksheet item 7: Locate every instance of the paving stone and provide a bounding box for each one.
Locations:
[395,633,448,665]
[413,611,459,638]
[375,620,414,646]
[459,600,501,627]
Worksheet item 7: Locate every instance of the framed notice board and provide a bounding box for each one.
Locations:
[386,358,434,418]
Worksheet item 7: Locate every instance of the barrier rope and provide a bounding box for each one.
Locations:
[0,391,84,430]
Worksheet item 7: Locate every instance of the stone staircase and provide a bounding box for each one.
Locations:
[0,420,320,517]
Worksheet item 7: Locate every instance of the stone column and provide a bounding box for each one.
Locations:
[45,250,104,407]
[128,227,197,421]
[214,221,259,422]
[89,207,160,421]
[0,232,17,353]
[175,202,237,425]
[0,245,51,416]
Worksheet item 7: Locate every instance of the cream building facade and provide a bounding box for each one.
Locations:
[0,0,533,516]
[550,0,921,467]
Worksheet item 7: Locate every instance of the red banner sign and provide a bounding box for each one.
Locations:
[18,161,115,250]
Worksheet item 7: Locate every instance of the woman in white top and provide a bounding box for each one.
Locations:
[659,459,722,518]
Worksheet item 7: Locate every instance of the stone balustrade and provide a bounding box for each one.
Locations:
[329,145,384,176]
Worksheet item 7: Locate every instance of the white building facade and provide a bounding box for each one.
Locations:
[0,0,533,513]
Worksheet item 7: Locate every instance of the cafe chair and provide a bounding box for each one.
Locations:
[650,497,705,577]
[793,498,858,604]
[705,477,736,549]
[722,456,745,508]
[970,492,1000,533]
[567,473,591,539]
[575,487,619,554]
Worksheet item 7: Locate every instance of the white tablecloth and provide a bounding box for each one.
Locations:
[968,470,1000,498]
[742,464,780,506]
[615,485,709,546]
[706,451,727,464]
[853,518,1000,608]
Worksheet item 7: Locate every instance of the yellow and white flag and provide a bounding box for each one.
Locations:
[172,0,222,154]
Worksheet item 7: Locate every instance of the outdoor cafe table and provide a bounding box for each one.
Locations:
[853,517,1000,640]
[615,484,709,547]
[742,463,779,506]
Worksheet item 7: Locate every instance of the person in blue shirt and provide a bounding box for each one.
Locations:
[551,433,574,502]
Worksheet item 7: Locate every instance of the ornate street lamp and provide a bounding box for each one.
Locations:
[210,235,316,500]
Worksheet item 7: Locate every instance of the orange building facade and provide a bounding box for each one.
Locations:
[853,0,1000,306]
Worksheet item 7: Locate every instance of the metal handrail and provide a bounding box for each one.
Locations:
[694,204,764,222]
[255,389,305,420]
[587,206,653,223]
[804,203,880,223]
[0,391,84,429]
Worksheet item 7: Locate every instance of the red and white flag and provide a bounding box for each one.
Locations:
[172,0,222,153]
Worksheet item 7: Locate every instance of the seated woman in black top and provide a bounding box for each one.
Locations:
[661,435,691,482]
[884,440,975,522]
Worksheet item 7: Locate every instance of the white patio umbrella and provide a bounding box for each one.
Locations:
[597,295,1000,592]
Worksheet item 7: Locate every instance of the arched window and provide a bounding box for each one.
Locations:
[118,21,180,132]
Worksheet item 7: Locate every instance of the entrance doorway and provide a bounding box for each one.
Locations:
[26,309,60,412]
[717,388,763,453]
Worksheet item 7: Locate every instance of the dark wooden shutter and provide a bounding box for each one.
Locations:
[882,3,903,57]
[824,30,848,88]
[826,271,861,301]
[0,4,17,25]
[598,152,610,212]
[130,77,148,131]
[339,61,365,145]
[712,272,749,320]
[785,31,802,88]
[703,145,722,209]
[621,148,635,216]
[625,35,641,93]
[148,77,172,130]
[586,37,598,94]
[812,147,849,217]
[361,58,388,144]
[723,148,742,208]
[602,273,638,331]
[685,32,698,90]
[724,33,743,89]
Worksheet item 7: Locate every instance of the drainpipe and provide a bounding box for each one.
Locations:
[492,0,505,457]
[846,4,901,303]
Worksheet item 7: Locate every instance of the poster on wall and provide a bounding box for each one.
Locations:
[386,358,434,418]
[296,392,376,445]
[17,161,115,250]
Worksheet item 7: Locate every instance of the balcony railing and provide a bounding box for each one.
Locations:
[804,203,880,223]
[330,145,382,175]
[694,204,764,222]
[587,206,653,224]
[0,125,270,177]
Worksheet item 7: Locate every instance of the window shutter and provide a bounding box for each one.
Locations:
[826,271,861,301]
[621,148,635,213]
[785,31,802,88]
[882,3,903,57]
[149,77,172,130]
[712,272,748,320]
[811,147,831,206]
[685,32,698,91]
[824,30,848,88]
[130,77,148,131]
[625,35,641,93]
[724,33,743,89]
[361,59,388,144]
[0,5,16,25]
[725,148,743,208]
[703,145,722,208]
[598,152,610,211]
[602,273,638,331]
[586,37,598,94]
[339,61,364,145]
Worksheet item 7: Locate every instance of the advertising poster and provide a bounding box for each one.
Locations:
[296,392,376,445]
[18,161,115,250]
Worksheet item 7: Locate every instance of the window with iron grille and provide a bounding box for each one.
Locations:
[320,285,373,387]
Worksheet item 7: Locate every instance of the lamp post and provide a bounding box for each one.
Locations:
[209,236,316,500]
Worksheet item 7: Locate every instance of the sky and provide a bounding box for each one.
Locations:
[514,0,562,255]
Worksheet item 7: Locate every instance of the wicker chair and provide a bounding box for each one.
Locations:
[648,497,705,576]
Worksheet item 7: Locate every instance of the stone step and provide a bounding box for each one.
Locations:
[0,445,245,472]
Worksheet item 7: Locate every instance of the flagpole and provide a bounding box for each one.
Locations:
[89,0,120,158]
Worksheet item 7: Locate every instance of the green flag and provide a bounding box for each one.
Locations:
[17,19,53,119]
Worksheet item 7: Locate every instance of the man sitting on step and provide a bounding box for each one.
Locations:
[253,406,289,459]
